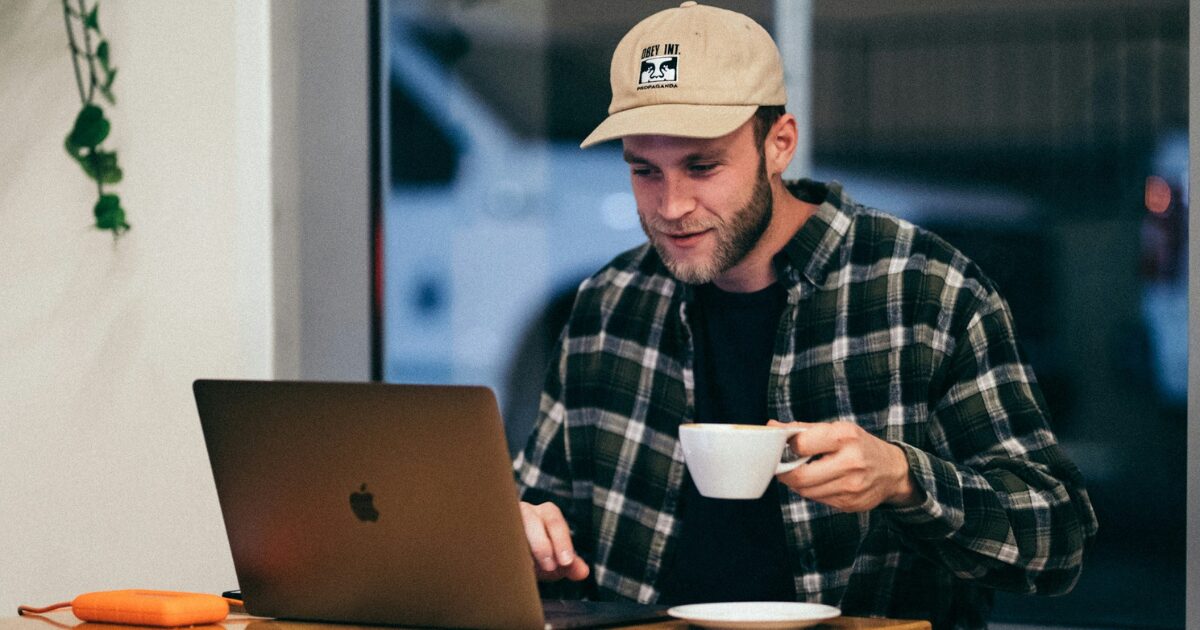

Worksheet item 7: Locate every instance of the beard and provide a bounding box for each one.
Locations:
[639,160,773,285]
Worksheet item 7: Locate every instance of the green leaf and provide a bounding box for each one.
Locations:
[69,156,93,179]
[63,133,122,184]
[86,150,123,184]
[67,104,110,148]
[97,40,110,69]
[64,134,85,159]
[84,5,99,31]
[99,82,116,106]
[66,147,91,176]
[94,194,129,232]
[96,65,118,105]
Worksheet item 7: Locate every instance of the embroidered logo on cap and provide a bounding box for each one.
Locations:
[637,44,679,89]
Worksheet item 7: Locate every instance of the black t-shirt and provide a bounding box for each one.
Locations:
[657,281,795,605]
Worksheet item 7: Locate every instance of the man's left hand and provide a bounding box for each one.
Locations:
[769,420,925,512]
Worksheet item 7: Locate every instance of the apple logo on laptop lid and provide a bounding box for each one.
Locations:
[350,483,380,522]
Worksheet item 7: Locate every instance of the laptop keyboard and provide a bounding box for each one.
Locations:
[540,599,670,629]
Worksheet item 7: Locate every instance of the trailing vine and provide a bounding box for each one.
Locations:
[62,0,127,238]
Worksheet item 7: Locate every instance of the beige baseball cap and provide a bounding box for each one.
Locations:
[579,0,786,148]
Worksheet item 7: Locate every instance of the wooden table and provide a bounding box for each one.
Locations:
[6,608,931,630]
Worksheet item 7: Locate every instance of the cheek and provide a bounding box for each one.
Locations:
[635,203,657,232]
[629,181,658,214]
[691,188,733,220]
[712,176,757,215]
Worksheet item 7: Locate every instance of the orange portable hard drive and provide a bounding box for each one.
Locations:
[70,590,230,627]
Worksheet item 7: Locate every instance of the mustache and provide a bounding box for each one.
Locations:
[640,215,721,235]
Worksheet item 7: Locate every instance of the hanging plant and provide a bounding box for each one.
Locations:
[61,0,128,238]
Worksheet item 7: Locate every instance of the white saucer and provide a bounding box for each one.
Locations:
[666,601,841,629]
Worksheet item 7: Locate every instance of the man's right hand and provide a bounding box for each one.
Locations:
[519,501,590,582]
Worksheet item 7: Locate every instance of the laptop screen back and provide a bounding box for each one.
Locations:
[194,380,545,630]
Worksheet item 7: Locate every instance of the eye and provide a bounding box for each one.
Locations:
[630,166,659,178]
[688,162,718,174]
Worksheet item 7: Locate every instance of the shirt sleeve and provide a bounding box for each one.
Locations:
[513,331,599,599]
[514,331,577,511]
[881,289,1099,595]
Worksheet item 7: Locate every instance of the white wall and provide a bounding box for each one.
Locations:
[0,1,272,612]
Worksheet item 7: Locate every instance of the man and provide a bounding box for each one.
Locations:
[513,3,1097,627]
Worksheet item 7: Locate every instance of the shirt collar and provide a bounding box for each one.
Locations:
[776,179,855,291]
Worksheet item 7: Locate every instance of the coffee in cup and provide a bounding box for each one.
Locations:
[678,423,809,499]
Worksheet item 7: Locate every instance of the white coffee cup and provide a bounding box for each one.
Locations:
[678,423,809,499]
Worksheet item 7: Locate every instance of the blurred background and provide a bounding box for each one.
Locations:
[379,0,1187,627]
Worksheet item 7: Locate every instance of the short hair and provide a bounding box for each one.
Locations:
[751,105,787,151]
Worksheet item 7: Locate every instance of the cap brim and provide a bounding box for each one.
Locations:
[579,103,758,148]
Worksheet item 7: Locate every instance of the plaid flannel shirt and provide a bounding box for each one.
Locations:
[514,180,1098,628]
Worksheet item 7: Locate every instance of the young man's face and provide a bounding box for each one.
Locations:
[622,119,772,285]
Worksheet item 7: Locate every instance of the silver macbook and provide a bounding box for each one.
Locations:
[193,379,667,630]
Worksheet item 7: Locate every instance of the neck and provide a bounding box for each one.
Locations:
[712,179,816,293]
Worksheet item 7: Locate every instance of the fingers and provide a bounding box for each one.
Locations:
[788,421,853,459]
[535,557,590,582]
[767,419,816,453]
[519,502,557,573]
[776,451,874,512]
[541,504,577,567]
[773,423,916,512]
[563,556,591,581]
[519,501,589,582]
[776,444,856,496]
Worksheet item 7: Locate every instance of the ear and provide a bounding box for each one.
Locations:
[763,113,798,178]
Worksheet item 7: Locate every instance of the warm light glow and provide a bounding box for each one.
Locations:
[1145,176,1172,215]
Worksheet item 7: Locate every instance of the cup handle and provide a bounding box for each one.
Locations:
[775,426,810,475]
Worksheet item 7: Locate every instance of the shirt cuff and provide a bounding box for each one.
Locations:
[879,441,966,540]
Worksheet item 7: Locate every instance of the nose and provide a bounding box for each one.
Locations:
[656,173,695,222]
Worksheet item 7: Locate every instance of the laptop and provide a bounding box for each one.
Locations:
[193,379,669,630]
